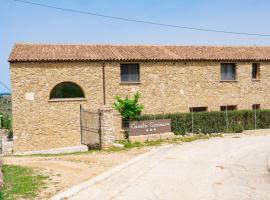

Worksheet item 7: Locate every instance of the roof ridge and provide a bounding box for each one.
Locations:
[9,44,270,62]
[13,43,270,48]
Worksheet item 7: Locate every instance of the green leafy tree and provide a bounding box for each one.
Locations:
[112,92,144,120]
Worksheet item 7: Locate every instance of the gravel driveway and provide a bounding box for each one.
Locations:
[62,132,270,200]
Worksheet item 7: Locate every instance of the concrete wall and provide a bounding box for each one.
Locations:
[10,61,270,152]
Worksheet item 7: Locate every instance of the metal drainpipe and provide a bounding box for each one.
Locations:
[102,62,106,105]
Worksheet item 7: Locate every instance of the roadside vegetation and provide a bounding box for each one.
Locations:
[0,165,48,200]
[107,133,222,152]
[135,109,270,134]
[0,95,11,117]
[0,95,12,138]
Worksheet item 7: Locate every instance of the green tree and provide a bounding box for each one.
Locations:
[112,92,144,120]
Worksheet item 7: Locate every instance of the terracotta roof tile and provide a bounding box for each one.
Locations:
[9,43,270,62]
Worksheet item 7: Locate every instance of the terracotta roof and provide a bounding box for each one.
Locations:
[9,43,270,62]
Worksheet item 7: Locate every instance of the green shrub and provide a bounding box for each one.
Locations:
[112,92,144,120]
[0,112,12,130]
[134,109,270,134]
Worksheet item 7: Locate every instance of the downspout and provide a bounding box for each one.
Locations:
[102,62,106,105]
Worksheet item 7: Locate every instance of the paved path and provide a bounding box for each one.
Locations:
[68,134,270,200]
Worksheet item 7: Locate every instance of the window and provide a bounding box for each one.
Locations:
[49,82,84,99]
[220,105,237,111]
[120,64,140,82]
[252,63,260,80]
[252,104,260,110]
[190,107,208,112]
[220,63,236,81]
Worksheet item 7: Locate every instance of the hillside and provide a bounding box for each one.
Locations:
[0,95,11,117]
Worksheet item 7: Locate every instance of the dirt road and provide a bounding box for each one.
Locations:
[63,133,270,200]
[4,147,152,199]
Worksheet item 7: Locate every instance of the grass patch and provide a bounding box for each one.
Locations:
[0,165,48,200]
[174,134,211,143]
[107,133,222,152]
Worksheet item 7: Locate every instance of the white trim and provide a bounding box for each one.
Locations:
[14,145,88,155]
[48,98,87,102]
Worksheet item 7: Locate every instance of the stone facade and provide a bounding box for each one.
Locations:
[10,61,270,152]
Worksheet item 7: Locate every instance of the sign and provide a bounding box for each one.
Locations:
[129,119,171,136]
[25,92,35,101]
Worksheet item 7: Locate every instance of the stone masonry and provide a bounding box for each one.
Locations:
[10,60,270,152]
[99,106,115,147]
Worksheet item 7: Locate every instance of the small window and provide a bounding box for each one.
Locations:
[120,64,140,82]
[220,63,236,81]
[190,107,208,112]
[252,104,260,110]
[252,63,260,80]
[220,105,237,111]
[50,82,84,99]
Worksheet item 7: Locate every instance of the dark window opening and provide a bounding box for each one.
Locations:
[190,107,208,112]
[220,105,237,111]
[120,64,140,82]
[252,104,260,110]
[220,63,236,80]
[252,63,260,80]
[50,82,84,99]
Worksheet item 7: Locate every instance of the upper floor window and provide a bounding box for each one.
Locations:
[190,107,208,112]
[220,63,236,81]
[252,63,260,80]
[49,82,85,99]
[120,64,140,83]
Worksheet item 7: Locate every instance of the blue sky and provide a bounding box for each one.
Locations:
[1,0,270,92]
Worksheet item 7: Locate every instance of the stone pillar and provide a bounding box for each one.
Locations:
[99,106,115,148]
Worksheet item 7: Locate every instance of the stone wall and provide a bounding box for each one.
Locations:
[10,61,270,152]
[105,61,270,113]
[10,62,103,152]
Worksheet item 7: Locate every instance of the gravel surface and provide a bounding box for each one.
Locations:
[67,132,270,200]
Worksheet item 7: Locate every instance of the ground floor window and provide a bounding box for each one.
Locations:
[252,104,260,110]
[49,82,85,99]
[220,105,237,111]
[190,107,208,112]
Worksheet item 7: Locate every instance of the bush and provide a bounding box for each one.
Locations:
[112,92,144,120]
[0,112,12,130]
[134,109,270,134]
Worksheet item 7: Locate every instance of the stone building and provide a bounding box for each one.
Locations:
[9,44,270,152]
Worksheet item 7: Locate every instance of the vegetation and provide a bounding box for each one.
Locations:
[0,165,48,200]
[0,95,11,117]
[106,134,222,152]
[134,109,270,134]
[0,113,12,130]
[0,95,12,138]
[112,92,144,120]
